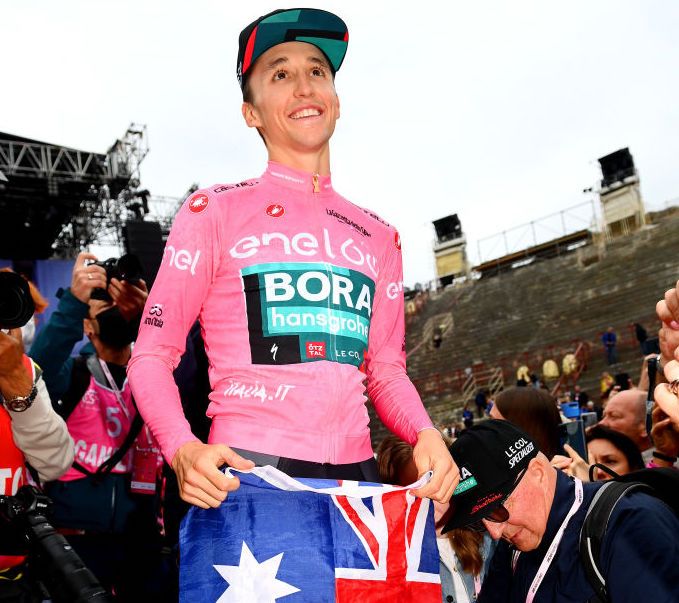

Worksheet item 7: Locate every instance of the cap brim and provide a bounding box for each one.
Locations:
[440,477,514,534]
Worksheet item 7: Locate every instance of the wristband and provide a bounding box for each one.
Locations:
[652,450,678,463]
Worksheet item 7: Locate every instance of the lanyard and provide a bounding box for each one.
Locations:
[515,478,584,603]
[99,358,131,421]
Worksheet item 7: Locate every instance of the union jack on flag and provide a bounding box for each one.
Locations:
[179,466,441,602]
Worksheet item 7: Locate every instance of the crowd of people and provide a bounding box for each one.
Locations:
[2,6,679,603]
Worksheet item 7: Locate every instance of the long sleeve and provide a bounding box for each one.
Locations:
[365,228,433,445]
[9,370,74,481]
[29,289,88,402]
[128,189,221,464]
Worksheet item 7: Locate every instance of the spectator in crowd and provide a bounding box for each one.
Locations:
[570,384,588,408]
[601,326,618,365]
[598,388,652,459]
[474,389,488,418]
[377,436,495,603]
[489,387,562,461]
[462,404,474,429]
[585,425,644,480]
[29,252,168,599]
[541,358,559,382]
[0,322,74,602]
[515,365,530,386]
[443,420,679,602]
[599,371,615,399]
[634,322,648,355]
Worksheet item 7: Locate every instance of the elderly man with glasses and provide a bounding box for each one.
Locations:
[441,420,679,602]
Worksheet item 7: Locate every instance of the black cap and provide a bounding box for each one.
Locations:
[237,8,349,89]
[442,420,539,533]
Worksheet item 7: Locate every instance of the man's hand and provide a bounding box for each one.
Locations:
[108,278,148,321]
[71,252,107,303]
[654,376,679,431]
[651,404,679,463]
[410,428,459,503]
[0,329,32,399]
[171,441,255,509]
[657,280,679,369]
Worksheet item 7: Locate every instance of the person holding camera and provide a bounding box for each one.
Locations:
[29,252,168,600]
[0,273,74,602]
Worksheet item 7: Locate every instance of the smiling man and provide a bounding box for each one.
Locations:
[128,8,457,509]
[443,420,679,602]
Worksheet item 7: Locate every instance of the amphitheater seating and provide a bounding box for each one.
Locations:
[369,209,679,445]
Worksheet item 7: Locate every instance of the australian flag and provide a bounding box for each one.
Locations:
[179,466,441,602]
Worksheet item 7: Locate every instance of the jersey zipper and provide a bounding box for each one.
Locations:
[310,176,337,463]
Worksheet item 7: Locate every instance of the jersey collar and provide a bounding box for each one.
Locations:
[262,161,333,194]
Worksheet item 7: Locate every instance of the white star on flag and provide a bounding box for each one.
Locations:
[214,541,300,602]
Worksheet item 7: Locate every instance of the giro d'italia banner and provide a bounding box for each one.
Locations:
[241,262,375,367]
[179,466,441,602]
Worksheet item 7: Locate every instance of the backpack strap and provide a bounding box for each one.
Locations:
[579,481,652,603]
[85,354,109,387]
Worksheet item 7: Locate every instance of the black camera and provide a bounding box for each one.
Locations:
[0,485,112,602]
[0,271,35,330]
[89,254,144,301]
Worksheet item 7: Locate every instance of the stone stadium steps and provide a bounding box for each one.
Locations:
[369,212,679,447]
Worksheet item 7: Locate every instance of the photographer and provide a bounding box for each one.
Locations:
[29,252,167,600]
[1,274,74,602]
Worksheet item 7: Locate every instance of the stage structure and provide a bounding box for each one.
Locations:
[0,124,157,258]
[432,214,469,287]
[597,148,646,238]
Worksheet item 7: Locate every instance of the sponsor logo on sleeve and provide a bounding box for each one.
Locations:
[144,303,164,328]
[266,203,285,218]
[240,262,375,367]
[394,230,401,250]
[164,246,201,276]
[188,193,209,213]
[386,280,404,300]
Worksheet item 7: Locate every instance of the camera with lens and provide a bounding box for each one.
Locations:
[0,271,35,330]
[0,485,111,602]
[88,253,144,301]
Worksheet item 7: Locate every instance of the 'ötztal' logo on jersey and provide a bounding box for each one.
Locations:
[266,204,285,217]
[188,193,209,213]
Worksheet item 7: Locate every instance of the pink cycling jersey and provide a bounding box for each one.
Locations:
[128,162,434,465]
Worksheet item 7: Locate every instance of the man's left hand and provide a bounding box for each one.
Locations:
[108,278,148,321]
[410,428,459,503]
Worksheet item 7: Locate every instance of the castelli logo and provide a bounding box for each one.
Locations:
[266,204,285,218]
[188,193,209,213]
[394,230,401,250]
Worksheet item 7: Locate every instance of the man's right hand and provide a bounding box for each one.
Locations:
[171,441,255,509]
[71,252,107,303]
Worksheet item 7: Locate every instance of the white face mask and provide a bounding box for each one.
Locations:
[20,315,36,349]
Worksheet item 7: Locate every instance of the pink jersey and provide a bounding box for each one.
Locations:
[128,162,434,465]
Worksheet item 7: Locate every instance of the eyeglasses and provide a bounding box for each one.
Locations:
[467,468,526,532]
[468,502,510,532]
